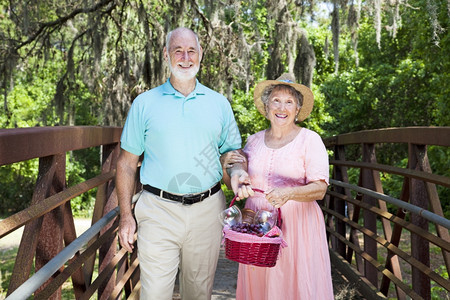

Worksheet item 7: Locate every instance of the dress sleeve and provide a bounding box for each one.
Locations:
[304,131,329,185]
[243,133,257,157]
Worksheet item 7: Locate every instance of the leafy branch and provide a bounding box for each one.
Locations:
[15,0,116,51]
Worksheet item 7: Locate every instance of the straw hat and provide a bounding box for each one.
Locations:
[253,73,314,122]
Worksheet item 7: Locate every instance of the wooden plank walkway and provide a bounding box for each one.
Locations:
[173,248,365,300]
[2,219,364,299]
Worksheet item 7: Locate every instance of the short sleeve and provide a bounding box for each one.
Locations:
[304,131,329,185]
[120,97,145,156]
[218,101,242,154]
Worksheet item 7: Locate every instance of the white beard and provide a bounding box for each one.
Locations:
[168,56,200,81]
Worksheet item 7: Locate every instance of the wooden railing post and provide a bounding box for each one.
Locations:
[63,199,86,299]
[416,147,450,271]
[361,143,378,286]
[380,176,408,299]
[351,174,364,274]
[35,153,66,300]
[332,145,348,256]
[8,154,65,295]
[97,143,120,300]
[409,144,431,300]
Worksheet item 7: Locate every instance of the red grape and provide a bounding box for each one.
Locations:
[230,222,264,236]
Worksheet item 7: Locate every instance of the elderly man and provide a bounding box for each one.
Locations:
[116,27,250,299]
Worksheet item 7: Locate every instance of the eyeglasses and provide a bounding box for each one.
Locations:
[268,98,298,108]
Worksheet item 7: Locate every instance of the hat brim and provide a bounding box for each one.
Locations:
[253,80,314,122]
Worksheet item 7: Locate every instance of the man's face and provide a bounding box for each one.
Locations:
[165,30,202,81]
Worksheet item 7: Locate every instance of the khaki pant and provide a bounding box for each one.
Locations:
[134,189,225,300]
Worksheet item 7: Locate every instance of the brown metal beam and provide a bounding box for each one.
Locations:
[33,223,118,300]
[0,171,115,238]
[7,155,57,296]
[325,208,450,295]
[327,191,450,251]
[326,226,421,298]
[323,127,450,147]
[0,126,122,166]
[329,160,450,188]
[329,250,387,300]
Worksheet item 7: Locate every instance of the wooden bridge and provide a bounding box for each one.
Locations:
[0,126,449,299]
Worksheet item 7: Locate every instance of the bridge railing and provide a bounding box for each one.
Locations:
[0,126,141,299]
[322,127,450,300]
[1,126,449,299]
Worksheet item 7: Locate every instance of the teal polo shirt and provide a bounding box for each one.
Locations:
[120,79,241,194]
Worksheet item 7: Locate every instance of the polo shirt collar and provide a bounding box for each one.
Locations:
[162,78,207,99]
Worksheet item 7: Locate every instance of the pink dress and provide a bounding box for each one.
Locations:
[236,128,334,300]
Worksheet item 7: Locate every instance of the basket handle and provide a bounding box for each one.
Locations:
[229,188,282,228]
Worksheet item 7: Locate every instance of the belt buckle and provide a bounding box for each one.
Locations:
[181,193,198,205]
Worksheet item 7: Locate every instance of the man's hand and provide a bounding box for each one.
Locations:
[220,150,246,168]
[116,149,139,253]
[118,213,136,253]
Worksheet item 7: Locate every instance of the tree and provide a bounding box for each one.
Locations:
[0,0,448,214]
[320,0,449,133]
[2,0,446,128]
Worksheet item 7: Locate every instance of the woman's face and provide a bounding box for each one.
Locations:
[266,87,300,127]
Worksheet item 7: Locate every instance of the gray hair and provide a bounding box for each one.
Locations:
[261,84,303,113]
[166,27,201,51]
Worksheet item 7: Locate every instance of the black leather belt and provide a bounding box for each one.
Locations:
[143,182,221,205]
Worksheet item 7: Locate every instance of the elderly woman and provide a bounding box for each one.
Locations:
[222,74,334,299]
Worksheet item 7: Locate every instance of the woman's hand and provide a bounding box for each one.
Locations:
[230,169,254,201]
[265,187,291,208]
[264,181,328,207]
[220,150,246,169]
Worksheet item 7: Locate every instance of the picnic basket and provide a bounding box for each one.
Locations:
[222,188,286,268]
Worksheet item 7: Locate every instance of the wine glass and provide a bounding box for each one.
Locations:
[253,209,278,233]
[218,205,242,226]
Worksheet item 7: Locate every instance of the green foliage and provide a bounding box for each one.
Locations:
[428,146,450,219]
[301,84,331,135]
[230,87,269,143]
[0,149,101,217]
[320,56,437,134]
[318,0,449,133]
[0,248,18,297]
[0,0,448,221]
[67,148,102,218]
[431,265,449,299]
[308,25,336,85]
[316,0,449,217]
[0,160,37,215]
[1,58,60,127]
[0,51,101,216]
